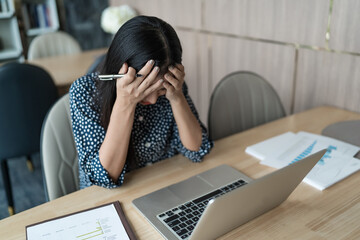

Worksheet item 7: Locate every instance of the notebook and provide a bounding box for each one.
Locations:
[132,149,326,240]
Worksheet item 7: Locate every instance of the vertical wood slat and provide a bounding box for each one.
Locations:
[211,35,296,115]
[203,0,330,47]
[294,49,360,113]
[329,0,360,53]
[109,0,202,29]
[108,0,360,120]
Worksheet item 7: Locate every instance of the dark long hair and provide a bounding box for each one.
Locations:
[96,15,183,130]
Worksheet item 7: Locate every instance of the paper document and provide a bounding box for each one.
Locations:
[246,131,360,190]
[245,132,297,161]
[26,202,135,240]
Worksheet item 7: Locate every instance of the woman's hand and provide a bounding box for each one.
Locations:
[115,60,164,107]
[163,64,186,103]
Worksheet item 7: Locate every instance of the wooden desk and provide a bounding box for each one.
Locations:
[27,48,107,95]
[1,106,360,239]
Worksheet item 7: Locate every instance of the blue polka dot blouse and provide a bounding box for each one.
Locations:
[69,73,213,189]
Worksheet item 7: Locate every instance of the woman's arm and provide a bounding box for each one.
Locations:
[169,95,202,151]
[163,64,202,151]
[99,98,135,182]
[99,61,164,181]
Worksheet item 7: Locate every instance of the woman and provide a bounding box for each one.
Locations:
[70,16,213,189]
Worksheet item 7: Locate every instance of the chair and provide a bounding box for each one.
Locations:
[27,31,82,60]
[40,93,79,201]
[208,71,286,141]
[0,62,58,215]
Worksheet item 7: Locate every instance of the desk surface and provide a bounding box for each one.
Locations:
[1,106,360,239]
[27,48,107,87]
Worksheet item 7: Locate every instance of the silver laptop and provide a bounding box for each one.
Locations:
[133,149,326,240]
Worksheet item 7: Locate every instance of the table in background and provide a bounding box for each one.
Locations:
[27,48,107,95]
[1,106,359,239]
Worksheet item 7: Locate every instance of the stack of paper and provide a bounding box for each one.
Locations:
[245,131,360,190]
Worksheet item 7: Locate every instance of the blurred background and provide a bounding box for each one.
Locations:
[0,0,359,219]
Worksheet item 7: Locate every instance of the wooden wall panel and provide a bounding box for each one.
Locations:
[177,30,210,124]
[211,35,296,114]
[108,0,360,118]
[329,0,360,53]
[110,0,202,29]
[294,49,360,113]
[110,0,160,16]
[203,0,330,47]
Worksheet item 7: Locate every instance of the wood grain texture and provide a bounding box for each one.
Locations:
[211,35,296,114]
[294,48,360,113]
[203,0,330,47]
[329,0,360,53]
[1,107,360,239]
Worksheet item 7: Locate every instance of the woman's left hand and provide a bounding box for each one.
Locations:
[163,64,186,103]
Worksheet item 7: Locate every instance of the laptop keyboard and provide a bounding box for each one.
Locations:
[157,179,248,239]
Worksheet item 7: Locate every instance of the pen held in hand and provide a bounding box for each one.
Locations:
[98,74,143,81]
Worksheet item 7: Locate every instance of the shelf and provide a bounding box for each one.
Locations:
[0,16,22,61]
[26,26,57,36]
[0,0,14,19]
[0,11,14,19]
[21,0,59,37]
[0,48,22,59]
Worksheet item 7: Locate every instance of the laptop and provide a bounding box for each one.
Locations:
[132,149,326,240]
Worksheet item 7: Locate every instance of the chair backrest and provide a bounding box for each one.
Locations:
[208,71,286,141]
[41,93,79,201]
[0,62,58,159]
[27,31,82,60]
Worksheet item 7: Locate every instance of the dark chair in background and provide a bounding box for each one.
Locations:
[208,71,286,141]
[0,63,58,215]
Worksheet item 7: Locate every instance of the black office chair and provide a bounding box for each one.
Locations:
[0,62,58,216]
[208,71,286,141]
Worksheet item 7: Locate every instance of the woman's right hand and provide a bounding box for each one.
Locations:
[115,60,163,107]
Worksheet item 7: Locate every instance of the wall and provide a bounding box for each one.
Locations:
[110,0,360,125]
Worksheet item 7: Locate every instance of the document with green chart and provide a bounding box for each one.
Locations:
[26,201,137,240]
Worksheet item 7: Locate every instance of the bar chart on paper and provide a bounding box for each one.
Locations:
[27,204,130,240]
[250,131,360,190]
[75,219,106,240]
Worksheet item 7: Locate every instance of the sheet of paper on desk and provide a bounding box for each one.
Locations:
[245,132,297,161]
[246,131,360,191]
[261,131,360,168]
[26,204,130,240]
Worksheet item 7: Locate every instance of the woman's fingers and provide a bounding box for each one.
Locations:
[118,66,137,86]
[138,60,155,75]
[144,79,164,96]
[131,60,157,88]
[164,73,181,89]
[137,65,160,92]
[118,62,128,74]
[168,64,185,80]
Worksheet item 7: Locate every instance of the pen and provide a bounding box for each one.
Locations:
[98,74,143,81]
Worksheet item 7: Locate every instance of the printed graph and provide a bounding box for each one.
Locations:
[76,220,104,240]
[290,140,337,165]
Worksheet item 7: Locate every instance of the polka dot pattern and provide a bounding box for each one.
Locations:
[69,73,213,189]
